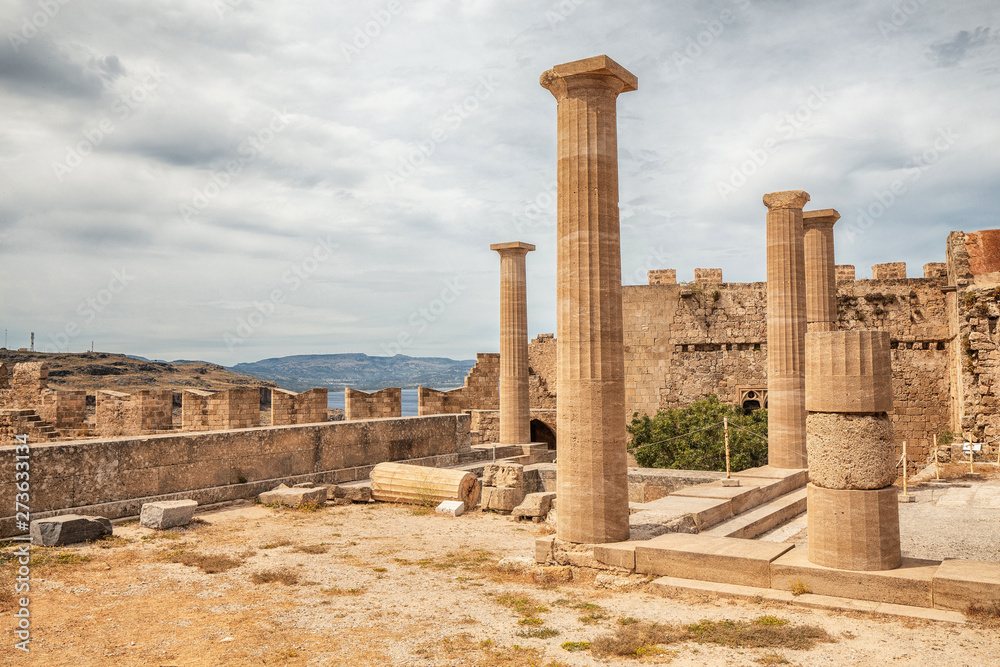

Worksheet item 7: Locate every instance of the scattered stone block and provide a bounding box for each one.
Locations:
[483,463,524,489]
[435,500,465,517]
[140,499,197,529]
[481,486,526,512]
[31,514,112,546]
[292,482,316,488]
[334,485,372,503]
[258,483,327,508]
[511,492,555,519]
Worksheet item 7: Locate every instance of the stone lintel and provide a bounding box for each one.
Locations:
[802,209,840,228]
[490,241,536,254]
[763,190,810,210]
[541,55,638,92]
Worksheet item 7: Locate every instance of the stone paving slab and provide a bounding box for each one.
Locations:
[650,576,966,624]
[636,533,793,588]
[770,546,939,608]
[932,558,1000,611]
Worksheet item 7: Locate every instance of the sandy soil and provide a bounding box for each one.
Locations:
[2,498,998,667]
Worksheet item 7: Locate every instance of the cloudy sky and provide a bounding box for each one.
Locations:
[1,0,997,365]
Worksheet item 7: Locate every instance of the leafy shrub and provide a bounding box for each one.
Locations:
[628,395,767,471]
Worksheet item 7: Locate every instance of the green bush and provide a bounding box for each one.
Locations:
[628,395,768,472]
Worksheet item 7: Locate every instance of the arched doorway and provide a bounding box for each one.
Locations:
[531,419,556,450]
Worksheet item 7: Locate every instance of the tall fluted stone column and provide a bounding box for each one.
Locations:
[491,242,535,445]
[541,55,636,544]
[764,190,810,469]
[805,330,900,571]
[802,209,840,332]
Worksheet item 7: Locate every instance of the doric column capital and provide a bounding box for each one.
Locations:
[763,190,810,211]
[540,55,638,101]
[802,209,841,230]
[490,241,536,257]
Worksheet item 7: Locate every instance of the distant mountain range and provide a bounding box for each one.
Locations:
[229,353,476,392]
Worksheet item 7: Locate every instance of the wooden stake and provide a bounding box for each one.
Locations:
[902,440,908,497]
[934,433,940,480]
[724,417,731,479]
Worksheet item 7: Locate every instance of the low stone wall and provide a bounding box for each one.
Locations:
[345,388,401,420]
[0,413,471,537]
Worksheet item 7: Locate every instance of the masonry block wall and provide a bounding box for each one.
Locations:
[218,388,260,429]
[97,389,173,436]
[182,388,261,431]
[344,387,401,420]
[947,229,1000,458]
[38,389,86,430]
[293,388,328,424]
[528,333,557,409]
[0,413,472,537]
[417,387,467,415]
[0,362,49,409]
[418,353,500,415]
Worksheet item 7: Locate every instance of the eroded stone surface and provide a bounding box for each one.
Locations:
[258,484,327,507]
[483,462,524,489]
[807,413,896,490]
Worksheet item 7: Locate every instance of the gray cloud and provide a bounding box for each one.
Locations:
[928,27,993,67]
[0,39,109,100]
[0,0,998,362]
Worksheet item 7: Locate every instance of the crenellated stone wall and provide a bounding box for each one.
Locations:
[0,413,472,537]
[182,388,261,431]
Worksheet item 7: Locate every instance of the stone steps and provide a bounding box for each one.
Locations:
[702,487,807,539]
[626,466,808,538]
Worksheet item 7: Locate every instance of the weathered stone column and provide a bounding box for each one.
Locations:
[802,209,840,332]
[541,55,636,544]
[491,242,535,445]
[805,330,901,571]
[764,190,810,469]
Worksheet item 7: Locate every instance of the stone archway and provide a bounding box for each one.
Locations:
[531,419,556,450]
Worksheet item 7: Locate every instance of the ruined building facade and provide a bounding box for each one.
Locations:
[423,229,1000,465]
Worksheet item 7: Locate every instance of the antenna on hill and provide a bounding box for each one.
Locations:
[30,332,34,352]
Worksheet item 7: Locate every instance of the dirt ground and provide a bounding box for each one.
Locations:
[2,496,999,667]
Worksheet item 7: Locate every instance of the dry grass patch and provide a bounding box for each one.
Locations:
[686,616,834,650]
[590,621,685,658]
[251,569,300,585]
[589,616,833,658]
[260,538,293,549]
[95,535,131,549]
[321,585,365,596]
[755,651,792,664]
[161,548,245,574]
[293,544,329,554]
[431,635,567,666]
